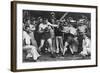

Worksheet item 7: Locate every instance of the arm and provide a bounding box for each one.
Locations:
[48,22,58,27]
[82,39,86,50]
[30,25,36,31]
[38,24,44,33]
[50,24,58,27]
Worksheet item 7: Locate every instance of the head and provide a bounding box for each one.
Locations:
[43,18,48,24]
[63,21,69,26]
[83,33,90,39]
[81,15,87,20]
[31,17,36,24]
[68,17,73,21]
[56,20,60,25]
[25,26,31,33]
[77,19,85,26]
[38,17,43,23]
[51,12,55,17]
[27,19,31,24]
[32,20,36,25]
[25,19,31,25]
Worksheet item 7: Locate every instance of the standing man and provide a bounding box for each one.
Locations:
[34,17,43,47]
[38,18,56,58]
[62,21,78,55]
[77,18,88,53]
[55,20,64,55]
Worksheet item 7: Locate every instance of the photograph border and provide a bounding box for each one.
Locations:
[11,1,98,72]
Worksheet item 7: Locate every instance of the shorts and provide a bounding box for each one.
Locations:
[41,32,51,40]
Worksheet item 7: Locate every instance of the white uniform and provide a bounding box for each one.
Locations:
[23,31,40,60]
[23,31,31,45]
[63,26,77,35]
[69,26,77,36]
[39,23,48,30]
[29,24,38,48]
[80,37,91,56]
[39,22,52,31]
[78,25,87,33]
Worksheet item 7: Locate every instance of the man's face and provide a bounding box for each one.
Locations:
[27,20,31,24]
[63,22,68,26]
[32,20,36,24]
[43,20,46,24]
[46,19,48,23]
[78,23,83,26]
[26,27,31,33]
[39,18,43,22]
[43,19,48,24]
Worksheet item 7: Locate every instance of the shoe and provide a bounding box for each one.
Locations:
[51,54,56,58]
[33,60,37,62]
[61,54,64,57]
[56,53,60,57]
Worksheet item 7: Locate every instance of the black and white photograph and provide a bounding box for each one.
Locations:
[11,1,97,71]
[22,10,91,62]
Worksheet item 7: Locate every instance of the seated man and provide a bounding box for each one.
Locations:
[23,25,40,61]
[80,33,91,57]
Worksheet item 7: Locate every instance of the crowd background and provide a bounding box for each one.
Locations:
[22,10,91,62]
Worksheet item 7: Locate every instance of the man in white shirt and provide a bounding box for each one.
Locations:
[80,33,91,57]
[77,19,88,53]
[38,18,56,58]
[23,25,40,61]
[77,19,87,34]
